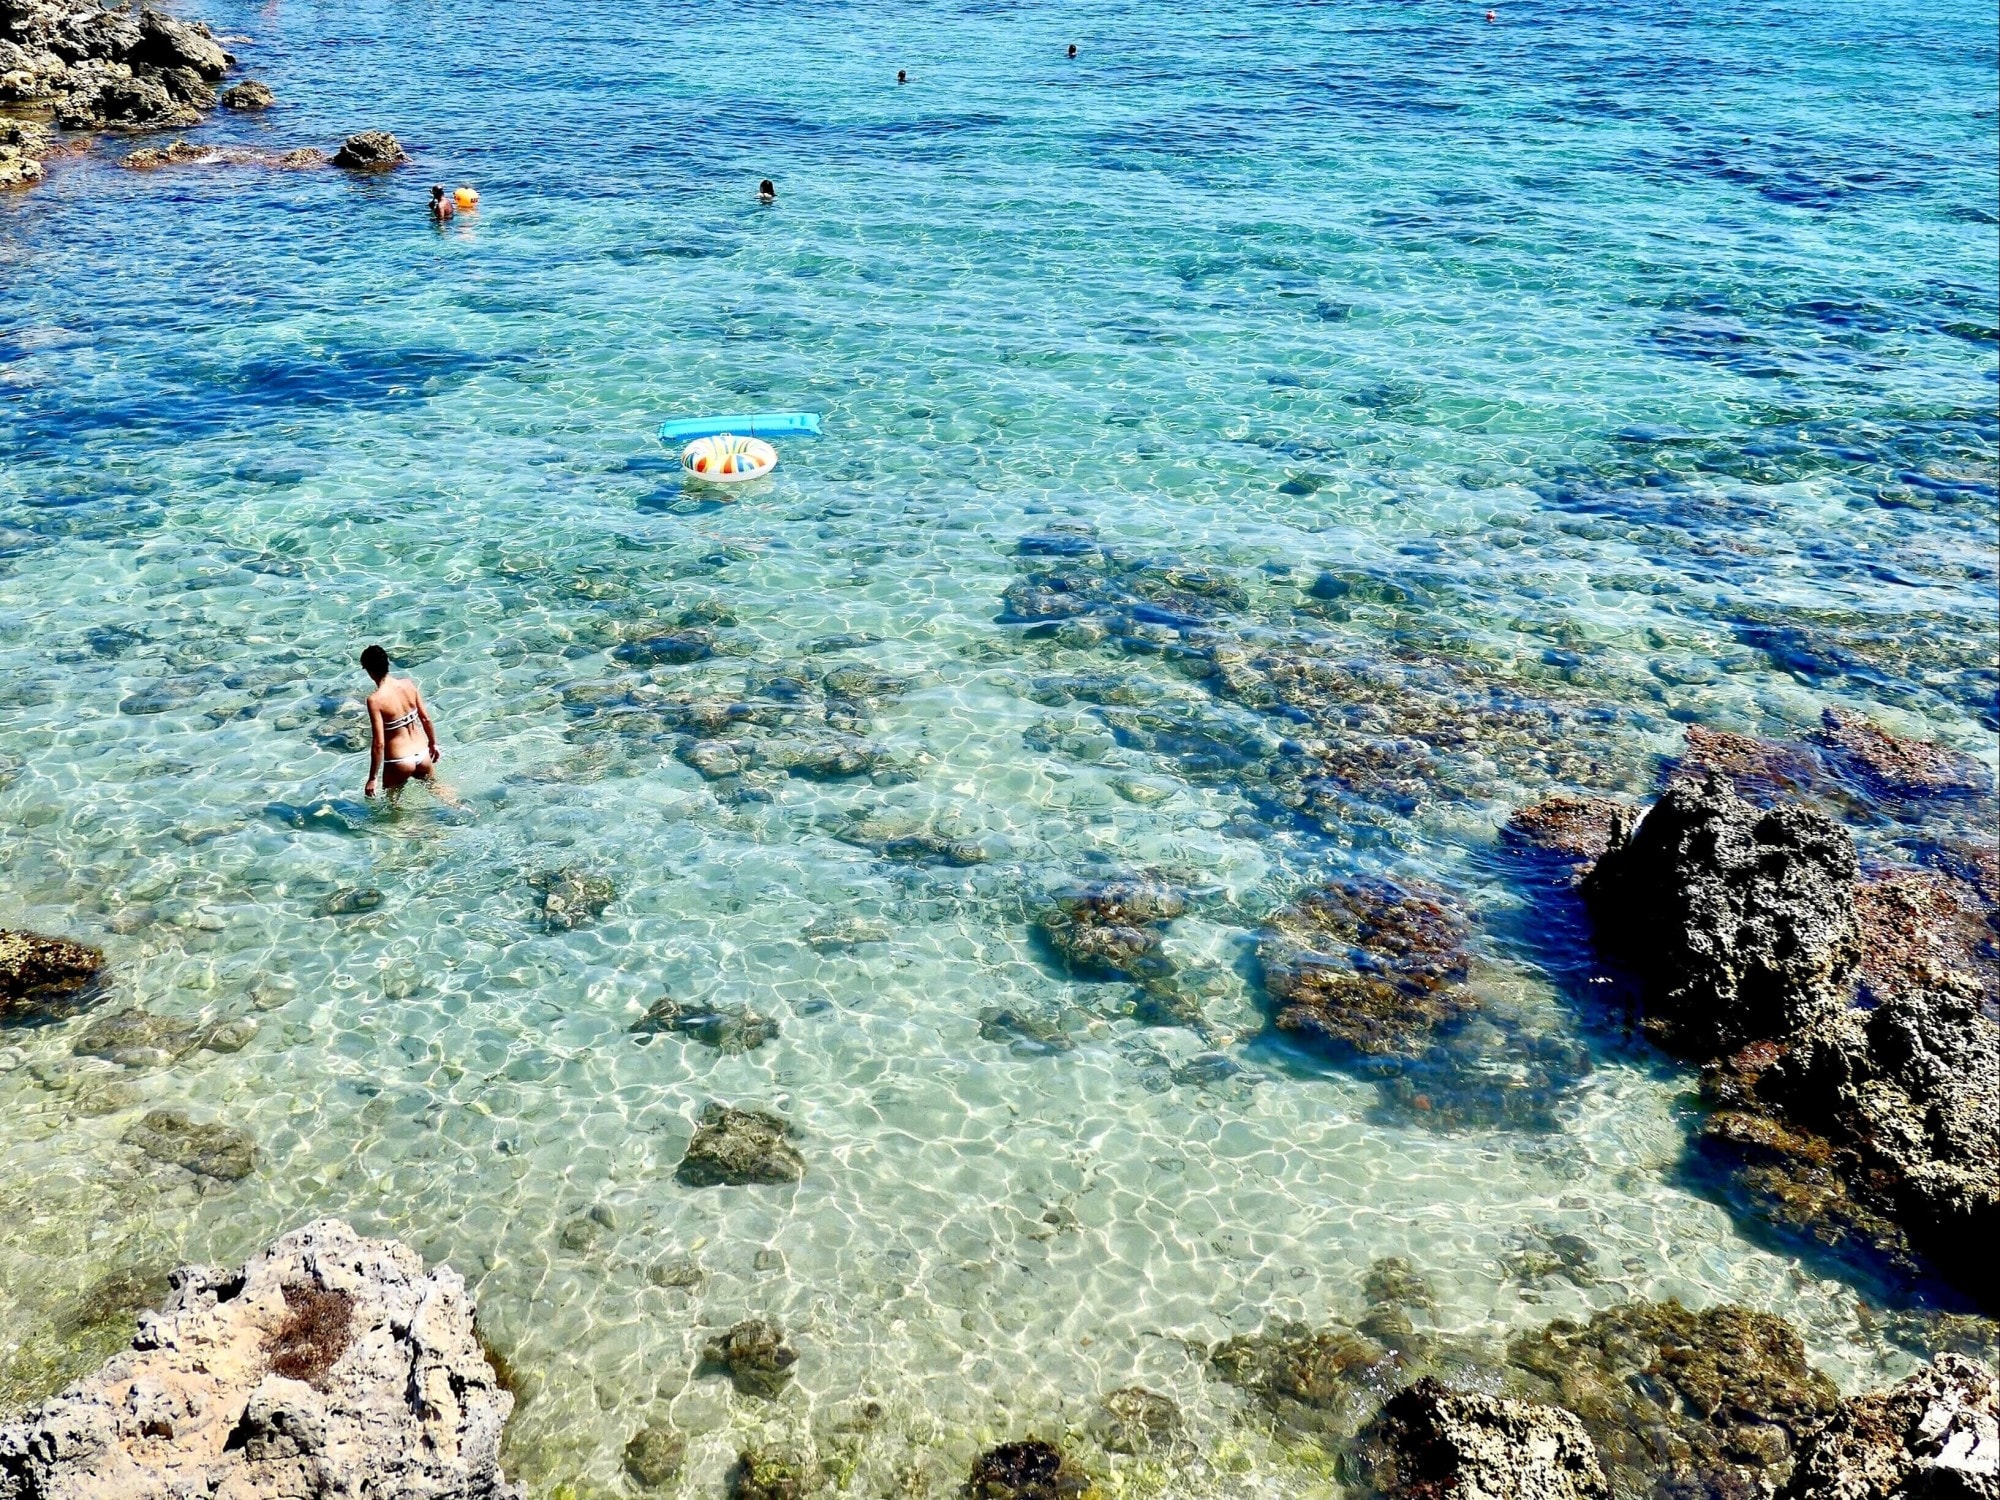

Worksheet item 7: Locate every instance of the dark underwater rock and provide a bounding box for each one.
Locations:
[318,886,385,917]
[332,129,405,170]
[676,1104,805,1187]
[1258,877,1476,1060]
[1089,1387,1184,1456]
[630,994,776,1053]
[1581,775,1860,1056]
[700,1318,798,1399]
[1034,878,1185,982]
[1775,1353,1999,1500]
[122,1108,257,1181]
[1506,1300,1840,1500]
[72,1008,202,1068]
[978,1007,1073,1054]
[613,630,714,666]
[967,1439,1084,1500]
[1356,1378,1610,1500]
[1,929,106,1025]
[731,1448,811,1500]
[1669,724,1839,808]
[1211,1319,1413,1439]
[623,1422,685,1489]
[529,868,615,931]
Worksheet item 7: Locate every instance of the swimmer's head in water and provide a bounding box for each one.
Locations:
[431,185,444,200]
[361,644,389,682]
[1067,43,1077,57]
[759,178,776,199]
[897,69,906,83]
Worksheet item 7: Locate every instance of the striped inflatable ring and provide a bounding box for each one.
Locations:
[681,433,778,484]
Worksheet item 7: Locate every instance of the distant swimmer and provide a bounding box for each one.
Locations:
[361,645,443,799]
[897,68,907,83]
[1485,9,1496,18]
[1067,43,1077,57]
[428,184,454,221]
[758,178,776,202]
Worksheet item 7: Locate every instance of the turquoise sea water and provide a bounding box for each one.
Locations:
[2,0,1996,1491]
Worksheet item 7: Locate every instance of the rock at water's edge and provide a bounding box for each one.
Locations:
[1777,1353,2000,1500]
[0,1218,518,1500]
[1358,1377,1611,1500]
[332,129,405,169]
[1581,774,1860,1055]
[219,78,272,109]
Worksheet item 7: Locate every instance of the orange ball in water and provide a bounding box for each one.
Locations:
[454,186,479,210]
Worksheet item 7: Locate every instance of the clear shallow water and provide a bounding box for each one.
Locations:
[1,0,1995,1491]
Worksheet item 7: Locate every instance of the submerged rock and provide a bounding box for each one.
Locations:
[613,629,714,666]
[1776,1353,1999,1500]
[623,1422,686,1489]
[977,1007,1073,1054]
[1357,1378,1610,1500]
[1211,1319,1411,1439]
[676,1104,805,1187]
[1089,1387,1185,1457]
[700,1318,798,1399]
[1506,1299,1839,1500]
[630,994,776,1053]
[122,1108,257,1182]
[71,1008,202,1068]
[1258,877,1476,1060]
[332,129,405,169]
[528,868,615,931]
[0,1218,517,1500]
[967,1439,1084,1500]
[1035,878,1185,982]
[1815,707,1991,800]
[1581,775,1860,1056]
[732,1448,812,1500]
[1503,795,1633,865]
[802,915,892,951]
[1,929,106,1025]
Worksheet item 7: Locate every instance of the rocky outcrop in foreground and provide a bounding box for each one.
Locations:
[1778,1353,1999,1500]
[1578,771,1999,1308]
[0,1218,518,1500]
[1358,1378,1610,1500]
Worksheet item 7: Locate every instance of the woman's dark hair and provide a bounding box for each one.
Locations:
[431,184,445,198]
[759,178,775,195]
[360,644,389,680]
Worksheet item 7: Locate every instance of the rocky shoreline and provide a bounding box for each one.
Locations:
[3,1221,1993,1500]
[0,1220,518,1500]
[1,0,409,187]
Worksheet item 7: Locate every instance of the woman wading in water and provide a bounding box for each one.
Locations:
[361,644,445,799]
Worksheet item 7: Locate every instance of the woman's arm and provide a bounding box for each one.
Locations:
[416,689,441,761]
[365,700,386,796]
